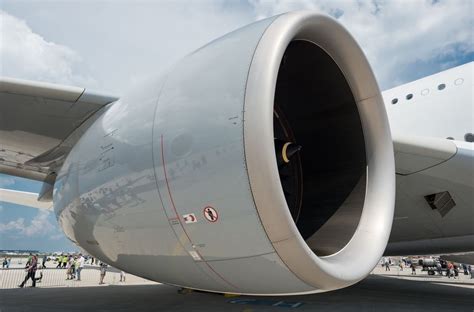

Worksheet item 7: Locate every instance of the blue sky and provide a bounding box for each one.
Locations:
[1,0,473,252]
[0,175,77,252]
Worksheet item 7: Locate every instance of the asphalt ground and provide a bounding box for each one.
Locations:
[1,274,473,312]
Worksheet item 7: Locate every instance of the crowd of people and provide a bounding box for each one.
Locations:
[3,253,119,288]
[54,254,86,280]
[441,261,473,279]
[2,257,12,268]
[381,257,474,279]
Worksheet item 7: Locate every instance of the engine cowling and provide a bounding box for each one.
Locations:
[55,11,395,295]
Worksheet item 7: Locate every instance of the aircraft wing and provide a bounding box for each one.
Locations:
[387,135,474,255]
[393,135,458,175]
[0,188,52,210]
[0,77,118,183]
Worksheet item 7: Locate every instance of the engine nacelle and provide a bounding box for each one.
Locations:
[54,11,395,295]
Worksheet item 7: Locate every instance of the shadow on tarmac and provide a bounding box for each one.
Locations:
[1,275,473,311]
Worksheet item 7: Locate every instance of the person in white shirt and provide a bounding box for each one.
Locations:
[99,262,108,285]
[76,254,85,281]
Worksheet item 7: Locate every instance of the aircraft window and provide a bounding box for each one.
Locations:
[465,133,474,142]
[421,88,429,96]
[391,98,398,104]
[406,93,413,100]
[446,137,454,140]
[454,78,464,86]
[438,83,446,90]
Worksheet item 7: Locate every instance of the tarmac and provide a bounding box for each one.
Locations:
[1,271,473,312]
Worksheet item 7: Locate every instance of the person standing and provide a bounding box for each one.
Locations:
[410,262,416,275]
[462,264,468,275]
[56,255,62,268]
[62,255,68,268]
[2,258,7,268]
[120,270,126,282]
[42,255,47,268]
[66,256,76,280]
[453,263,458,279]
[99,262,108,285]
[71,256,77,279]
[19,255,38,288]
[66,256,72,280]
[72,256,78,279]
[436,262,442,275]
[447,262,454,278]
[76,254,85,281]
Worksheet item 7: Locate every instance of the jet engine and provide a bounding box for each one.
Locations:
[55,11,395,295]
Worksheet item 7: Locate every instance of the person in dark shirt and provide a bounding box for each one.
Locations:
[42,255,48,268]
[19,255,38,287]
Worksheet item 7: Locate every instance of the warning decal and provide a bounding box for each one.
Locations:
[183,213,197,224]
[203,206,218,223]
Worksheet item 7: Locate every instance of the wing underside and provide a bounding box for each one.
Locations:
[0,77,118,183]
[0,77,118,205]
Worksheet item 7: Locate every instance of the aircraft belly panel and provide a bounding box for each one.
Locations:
[389,143,474,254]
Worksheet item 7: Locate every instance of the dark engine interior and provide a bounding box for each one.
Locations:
[274,40,367,256]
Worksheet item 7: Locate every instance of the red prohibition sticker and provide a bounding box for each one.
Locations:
[203,206,218,223]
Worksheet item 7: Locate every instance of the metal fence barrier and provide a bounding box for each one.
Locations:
[1,266,127,289]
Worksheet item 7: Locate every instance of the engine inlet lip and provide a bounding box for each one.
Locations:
[243,11,395,292]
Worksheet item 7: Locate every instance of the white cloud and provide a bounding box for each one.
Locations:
[23,210,55,236]
[0,3,254,93]
[248,0,473,88]
[0,217,25,232]
[3,1,470,92]
[0,10,96,87]
[0,210,55,237]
